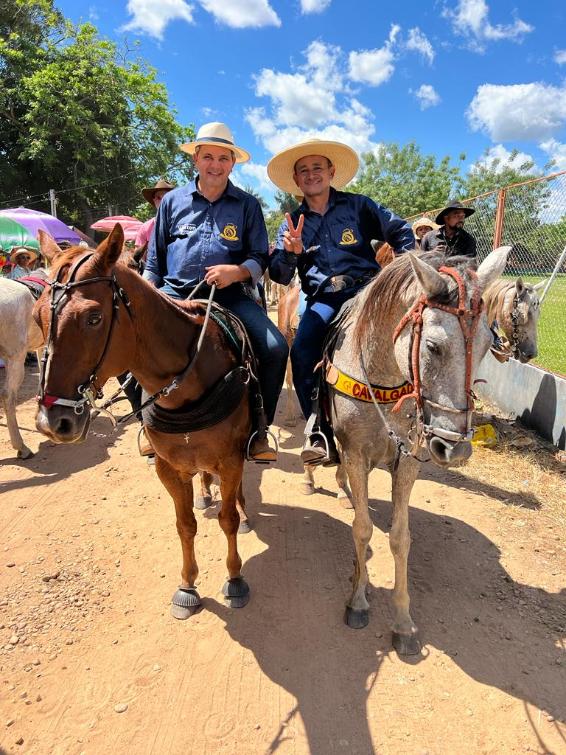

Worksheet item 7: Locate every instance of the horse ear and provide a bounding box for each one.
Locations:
[476,246,510,291]
[38,229,61,262]
[532,279,547,292]
[409,253,447,299]
[515,277,525,297]
[95,224,124,267]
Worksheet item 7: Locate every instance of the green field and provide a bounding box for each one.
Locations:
[512,274,565,375]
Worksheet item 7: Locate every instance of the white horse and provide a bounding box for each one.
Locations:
[0,235,55,458]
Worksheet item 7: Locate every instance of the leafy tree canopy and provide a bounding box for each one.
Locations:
[0,1,194,229]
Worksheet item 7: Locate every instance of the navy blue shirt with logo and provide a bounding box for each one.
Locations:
[144,179,268,298]
[268,188,414,298]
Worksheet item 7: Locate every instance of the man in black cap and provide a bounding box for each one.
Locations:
[421,200,476,258]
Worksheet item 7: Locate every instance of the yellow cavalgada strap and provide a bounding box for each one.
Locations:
[326,362,413,404]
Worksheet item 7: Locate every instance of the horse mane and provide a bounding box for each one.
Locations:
[353,252,477,354]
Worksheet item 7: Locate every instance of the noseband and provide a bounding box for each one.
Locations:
[38,253,132,415]
[391,265,483,447]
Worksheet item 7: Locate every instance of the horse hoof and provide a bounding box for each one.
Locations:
[238,520,252,535]
[17,447,34,460]
[300,483,314,496]
[392,631,421,656]
[222,577,249,608]
[170,587,201,620]
[345,606,369,629]
[194,495,212,510]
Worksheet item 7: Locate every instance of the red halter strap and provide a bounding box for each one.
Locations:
[391,266,483,423]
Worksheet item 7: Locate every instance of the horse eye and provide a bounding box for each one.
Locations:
[426,340,440,354]
[87,312,102,326]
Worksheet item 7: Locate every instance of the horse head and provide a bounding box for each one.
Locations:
[34,225,135,444]
[391,247,509,467]
[489,277,544,363]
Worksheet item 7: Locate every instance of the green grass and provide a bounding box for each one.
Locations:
[507,274,566,375]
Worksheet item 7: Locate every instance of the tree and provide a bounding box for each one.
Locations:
[243,185,268,210]
[265,210,284,245]
[274,190,299,214]
[0,3,194,229]
[349,142,464,218]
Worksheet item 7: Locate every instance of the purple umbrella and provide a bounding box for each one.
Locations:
[0,207,80,245]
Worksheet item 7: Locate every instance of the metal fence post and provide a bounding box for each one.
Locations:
[493,188,506,249]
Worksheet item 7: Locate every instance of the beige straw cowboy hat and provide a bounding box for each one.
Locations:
[142,179,175,204]
[179,122,250,164]
[411,216,438,234]
[11,246,39,263]
[267,139,360,195]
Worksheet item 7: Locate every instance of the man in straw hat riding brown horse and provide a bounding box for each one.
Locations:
[267,139,414,467]
[143,122,288,462]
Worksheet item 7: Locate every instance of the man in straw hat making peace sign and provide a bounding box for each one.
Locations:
[143,122,288,462]
[267,139,414,467]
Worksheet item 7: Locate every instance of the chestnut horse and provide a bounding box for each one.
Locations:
[34,227,254,619]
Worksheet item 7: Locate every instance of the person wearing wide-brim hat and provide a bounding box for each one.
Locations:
[134,179,176,251]
[421,200,477,258]
[267,138,414,467]
[142,122,288,463]
[7,246,39,280]
[411,216,438,249]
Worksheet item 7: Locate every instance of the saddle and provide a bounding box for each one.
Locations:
[16,275,49,301]
[141,300,265,437]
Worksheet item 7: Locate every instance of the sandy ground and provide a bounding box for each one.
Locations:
[1,365,565,755]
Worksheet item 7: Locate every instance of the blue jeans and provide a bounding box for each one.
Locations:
[164,284,288,426]
[291,292,353,421]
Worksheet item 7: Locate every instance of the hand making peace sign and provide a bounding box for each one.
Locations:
[282,212,305,256]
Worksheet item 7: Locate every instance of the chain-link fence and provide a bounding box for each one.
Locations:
[408,170,566,376]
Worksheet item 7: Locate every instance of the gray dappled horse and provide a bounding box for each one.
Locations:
[327,248,509,655]
[483,277,545,363]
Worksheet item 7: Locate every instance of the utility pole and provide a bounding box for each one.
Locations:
[49,189,57,217]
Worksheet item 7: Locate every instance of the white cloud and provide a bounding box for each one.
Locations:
[348,25,400,87]
[471,144,536,174]
[300,0,331,13]
[199,0,280,28]
[122,0,195,39]
[467,82,566,141]
[445,0,533,51]
[539,139,566,171]
[554,50,566,65]
[406,27,434,64]
[412,84,440,110]
[238,162,272,192]
[247,42,381,160]
[122,0,279,39]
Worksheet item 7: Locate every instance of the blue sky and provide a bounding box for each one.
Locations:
[57,0,566,207]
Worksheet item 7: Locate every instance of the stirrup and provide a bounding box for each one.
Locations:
[246,429,278,464]
[137,426,154,457]
[301,430,330,467]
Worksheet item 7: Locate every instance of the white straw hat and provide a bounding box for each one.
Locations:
[267,139,359,195]
[411,216,438,233]
[179,122,250,163]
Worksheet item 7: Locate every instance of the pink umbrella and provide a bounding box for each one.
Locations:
[0,207,81,244]
[90,215,143,242]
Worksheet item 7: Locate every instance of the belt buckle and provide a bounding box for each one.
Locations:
[329,275,349,292]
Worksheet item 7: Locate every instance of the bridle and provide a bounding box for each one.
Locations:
[37,255,219,425]
[38,253,133,417]
[390,265,483,448]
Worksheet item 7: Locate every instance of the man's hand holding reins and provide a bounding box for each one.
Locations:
[283,213,305,256]
[204,264,250,289]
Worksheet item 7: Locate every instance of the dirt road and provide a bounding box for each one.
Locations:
[1,369,565,754]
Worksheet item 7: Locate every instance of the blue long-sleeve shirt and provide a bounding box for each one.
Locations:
[144,179,268,298]
[269,188,414,297]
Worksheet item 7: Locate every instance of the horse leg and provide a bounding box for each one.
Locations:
[195,470,214,510]
[342,457,372,629]
[389,455,421,655]
[2,352,34,459]
[335,463,353,509]
[301,463,315,495]
[283,341,296,427]
[218,464,249,608]
[236,480,251,534]
[155,456,201,620]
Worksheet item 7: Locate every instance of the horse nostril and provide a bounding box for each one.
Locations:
[54,417,74,435]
